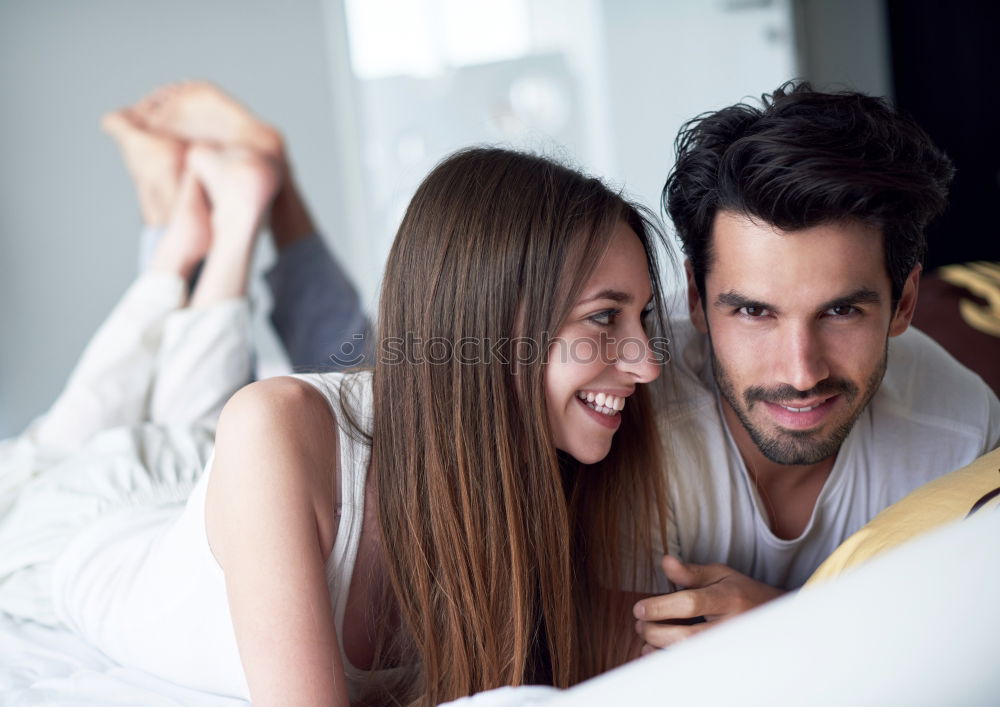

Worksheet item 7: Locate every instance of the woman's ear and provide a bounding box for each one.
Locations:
[686,260,708,334]
[889,265,921,337]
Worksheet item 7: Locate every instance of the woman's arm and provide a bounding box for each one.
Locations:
[205,377,349,706]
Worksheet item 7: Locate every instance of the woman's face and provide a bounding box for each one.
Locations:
[544,221,661,464]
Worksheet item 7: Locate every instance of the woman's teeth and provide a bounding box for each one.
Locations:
[576,390,624,416]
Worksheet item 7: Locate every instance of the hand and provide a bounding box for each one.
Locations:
[632,556,785,654]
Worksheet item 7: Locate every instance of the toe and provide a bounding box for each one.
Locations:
[141,83,180,114]
[101,108,138,137]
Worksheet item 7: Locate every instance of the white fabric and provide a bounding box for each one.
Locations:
[0,611,250,706]
[0,273,251,626]
[49,370,376,701]
[27,272,186,454]
[660,315,1000,589]
[6,509,998,706]
[0,266,380,702]
[443,686,560,706]
[308,372,377,691]
[441,509,1000,707]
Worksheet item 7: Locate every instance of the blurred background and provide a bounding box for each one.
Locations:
[1,0,998,437]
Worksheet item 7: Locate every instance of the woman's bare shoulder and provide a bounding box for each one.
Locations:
[214,376,341,487]
[208,377,341,559]
[204,375,350,705]
[221,376,337,431]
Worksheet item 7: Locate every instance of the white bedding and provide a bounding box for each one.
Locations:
[5,511,998,706]
[448,511,1000,707]
[0,612,248,707]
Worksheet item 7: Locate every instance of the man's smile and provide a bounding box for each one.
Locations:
[760,395,840,431]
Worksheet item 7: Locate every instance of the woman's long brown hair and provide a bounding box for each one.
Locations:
[368,147,672,705]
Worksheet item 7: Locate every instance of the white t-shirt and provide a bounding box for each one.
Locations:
[659,316,1000,590]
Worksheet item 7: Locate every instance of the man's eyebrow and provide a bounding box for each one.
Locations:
[714,291,775,312]
[818,288,881,310]
[713,288,882,313]
[578,289,634,305]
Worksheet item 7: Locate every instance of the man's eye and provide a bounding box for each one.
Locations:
[738,305,768,317]
[827,305,859,317]
[589,309,620,326]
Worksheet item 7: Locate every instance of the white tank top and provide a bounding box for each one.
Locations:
[51,370,378,700]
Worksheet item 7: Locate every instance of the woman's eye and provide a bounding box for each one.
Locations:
[738,305,769,318]
[589,309,620,326]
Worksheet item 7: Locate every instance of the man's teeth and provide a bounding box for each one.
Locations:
[780,403,821,413]
[576,391,625,416]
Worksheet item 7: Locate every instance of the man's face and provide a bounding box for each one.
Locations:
[689,211,918,466]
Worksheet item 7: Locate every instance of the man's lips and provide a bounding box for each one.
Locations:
[760,395,839,430]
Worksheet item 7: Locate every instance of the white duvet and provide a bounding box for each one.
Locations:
[0,611,247,706]
[4,504,998,706]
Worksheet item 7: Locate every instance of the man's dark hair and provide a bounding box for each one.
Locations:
[663,80,955,306]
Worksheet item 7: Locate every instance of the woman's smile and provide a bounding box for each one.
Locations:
[574,391,624,429]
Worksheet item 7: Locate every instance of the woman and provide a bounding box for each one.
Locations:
[205,147,674,705]
[2,142,673,706]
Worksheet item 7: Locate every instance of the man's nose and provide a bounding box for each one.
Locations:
[776,322,830,393]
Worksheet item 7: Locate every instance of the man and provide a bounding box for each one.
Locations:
[634,82,1000,650]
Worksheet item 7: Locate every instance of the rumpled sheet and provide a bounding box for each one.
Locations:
[4,510,998,706]
[0,611,248,706]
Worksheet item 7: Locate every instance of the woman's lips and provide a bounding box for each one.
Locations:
[576,395,622,430]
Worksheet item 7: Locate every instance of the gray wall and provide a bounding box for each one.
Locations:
[0,0,894,438]
[0,0,353,436]
[793,0,892,97]
[600,0,798,215]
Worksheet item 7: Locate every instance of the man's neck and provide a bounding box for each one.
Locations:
[720,399,837,540]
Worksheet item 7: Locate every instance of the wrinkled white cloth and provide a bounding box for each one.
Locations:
[0,610,250,706]
[441,686,560,706]
[0,265,394,700]
[0,272,252,625]
[441,510,1000,707]
[49,371,377,701]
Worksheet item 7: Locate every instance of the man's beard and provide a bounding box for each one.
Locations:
[711,344,888,466]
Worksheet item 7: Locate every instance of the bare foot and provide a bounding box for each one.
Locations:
[185,144,281,308]
[134,82,283,161]
[148,166,211,280]
[102,108,186,226]
[187,144,281,233]
[133,81,319,250]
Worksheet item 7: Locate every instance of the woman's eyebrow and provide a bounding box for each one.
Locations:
[578,288,634,305]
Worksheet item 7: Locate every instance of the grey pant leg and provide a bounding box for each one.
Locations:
[265,234,370,371]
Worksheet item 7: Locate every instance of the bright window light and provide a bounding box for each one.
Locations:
[345,0,531,79]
